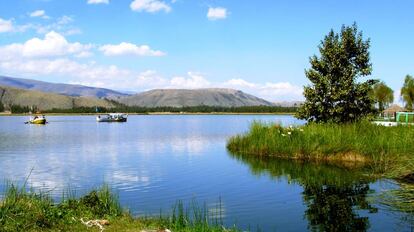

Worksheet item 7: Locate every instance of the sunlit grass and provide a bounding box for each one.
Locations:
[0,183,238,232]
[227,121,414,179]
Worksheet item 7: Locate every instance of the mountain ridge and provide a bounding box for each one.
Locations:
[117,88,274,107]
[0,76,276,108]
[0,85,116,110]
[0,76,128,98]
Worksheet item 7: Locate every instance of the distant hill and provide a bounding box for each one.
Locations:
[0,85,116,110]
[116,88,274,107]
[0,76,279,109]
[0,76,128,98]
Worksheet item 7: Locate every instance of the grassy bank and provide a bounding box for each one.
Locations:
[227,121,414,179]
[0,184,238,232]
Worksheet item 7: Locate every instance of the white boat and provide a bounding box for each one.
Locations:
[96,113,127,122]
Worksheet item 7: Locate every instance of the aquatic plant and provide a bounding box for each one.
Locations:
[227,121,414,179]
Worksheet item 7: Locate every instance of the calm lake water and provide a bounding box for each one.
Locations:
[0,115,412,231]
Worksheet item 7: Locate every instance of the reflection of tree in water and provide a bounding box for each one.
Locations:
[304,183,377,232]
[228,152,378,232]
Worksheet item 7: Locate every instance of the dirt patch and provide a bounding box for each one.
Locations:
[266,152,370,169]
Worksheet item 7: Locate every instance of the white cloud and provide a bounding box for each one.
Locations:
[0,31,302,101]
[99,42,165,57]
[0,58,131,86]
[91,71,210,90]
[169,72,211,89]
[34,15,80,36]
[224,78,257,88]
[223,79,303,101]
[64,28,82,36]
[56,15,73,25]
[29,10,50,19]
[134,70,169,89]
[0,49,303,100]
[130,0,171,13]
[207,7,227,20]
[0,18,13,33]
[0,31,93,58]
[87,0,109,4]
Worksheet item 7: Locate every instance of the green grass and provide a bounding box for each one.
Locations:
[0,183,238,232]
[227,121,414,179]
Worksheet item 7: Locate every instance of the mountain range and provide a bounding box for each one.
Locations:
[116,88,273,107]
[0,76,127,98]
[0,76,276,110]
[0,85,116,110]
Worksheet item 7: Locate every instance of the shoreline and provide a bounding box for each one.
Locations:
[0,112,295,116]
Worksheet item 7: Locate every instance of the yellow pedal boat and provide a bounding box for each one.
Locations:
[27,115,47,124]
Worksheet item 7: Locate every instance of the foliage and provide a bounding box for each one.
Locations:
[401,75,414,111]
[371,81,394,112]
[43,105,298,114]
[296,23,377,123]
[303,183,375,231]
[0,184,122,231]
[0,184,238,232]
[10,105,32,114]
[5,101,298,114]
[0,102,4,112]
[227,121,414,179]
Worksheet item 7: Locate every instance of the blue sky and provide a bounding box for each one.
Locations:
[0,0,413,102]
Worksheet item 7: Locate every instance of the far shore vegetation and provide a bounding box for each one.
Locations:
[0,104,298,114]
[227,23,414,182]
[0,183,238,232]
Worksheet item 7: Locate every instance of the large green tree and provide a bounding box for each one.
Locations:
[296,23,377,123]
[371,81,394,112]
[401,75,414,111]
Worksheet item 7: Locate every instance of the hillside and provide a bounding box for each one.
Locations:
[0,76,128,98]
[116,88,274,107]
[0,85,116,110]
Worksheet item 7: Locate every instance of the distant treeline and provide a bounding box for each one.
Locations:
[42,105,298,114]
[1,104,34,113]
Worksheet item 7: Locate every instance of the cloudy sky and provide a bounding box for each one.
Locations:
[0,0,413,102]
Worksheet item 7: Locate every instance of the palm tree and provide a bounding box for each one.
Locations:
[401,75,414,111]
[372,81,394,112]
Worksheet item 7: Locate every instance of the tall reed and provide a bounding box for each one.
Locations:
[227,121,414,178]
[0,183,237,231]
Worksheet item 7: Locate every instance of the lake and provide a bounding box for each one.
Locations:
[0,115,412,231]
